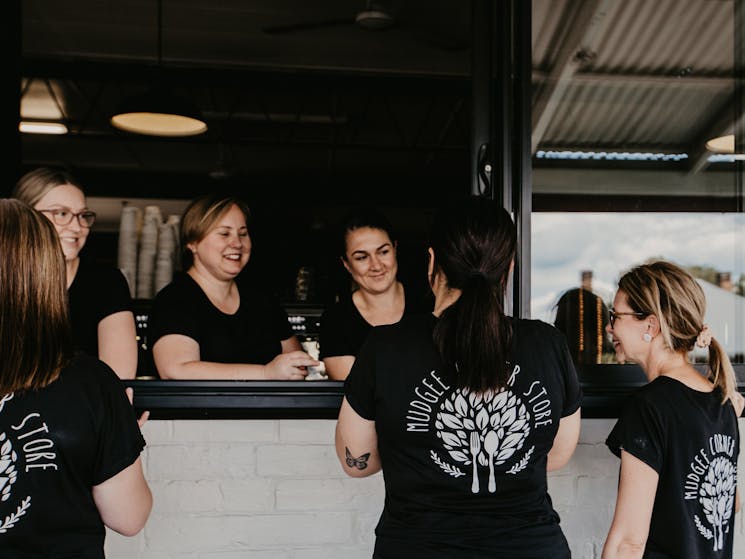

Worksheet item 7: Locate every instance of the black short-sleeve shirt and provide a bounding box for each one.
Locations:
[320,285,432,359]
[606,377,741,559]
[0,353,146,558]
[68,257,133,359]
[149,272,294,366]
[344,314,581,558]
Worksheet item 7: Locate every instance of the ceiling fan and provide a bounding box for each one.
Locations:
[262,0,470,51]
[262,1,397,35]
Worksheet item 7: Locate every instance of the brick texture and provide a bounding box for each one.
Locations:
[105,418,745,558]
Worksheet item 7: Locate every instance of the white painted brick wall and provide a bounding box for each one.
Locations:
[105,418,745,558]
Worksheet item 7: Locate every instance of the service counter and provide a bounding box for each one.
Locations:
[124,364,745,420]
[109,364,745,558]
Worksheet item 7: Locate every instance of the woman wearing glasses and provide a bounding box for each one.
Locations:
[12,167,138,379]
[602,261,743,559]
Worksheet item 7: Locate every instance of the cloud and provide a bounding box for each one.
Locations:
[531,213,745,320]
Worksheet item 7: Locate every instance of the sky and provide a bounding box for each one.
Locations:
[531,212,745,322]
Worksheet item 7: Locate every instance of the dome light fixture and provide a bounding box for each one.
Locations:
[705,134,745,160]
[110,88,207,137]
[109,0,207,137]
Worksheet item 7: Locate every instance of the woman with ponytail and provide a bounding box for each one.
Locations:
[335,195,582,558]
[602,260,744,559]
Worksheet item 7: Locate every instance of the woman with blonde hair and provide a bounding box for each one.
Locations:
[149,194,317,379]
[603,260,743,559]
[12,167,137,379]
[0,199,151,556]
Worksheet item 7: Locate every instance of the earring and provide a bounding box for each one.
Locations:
[642,332,652,343]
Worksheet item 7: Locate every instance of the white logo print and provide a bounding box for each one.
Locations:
[695,457,737,551]
[432,388,533,493]
[1,395,38,534]
[684,434,738,552]
[0,431,31,533]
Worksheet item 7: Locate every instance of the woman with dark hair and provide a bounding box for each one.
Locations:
[602,260,743,559]
[12,167,138,379]
[0,198,151,556]
[149,194,317,379]
[335,195,582,558]
[321,206,429,380]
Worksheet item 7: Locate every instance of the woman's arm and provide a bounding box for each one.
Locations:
[335,397,381,477]
[547,408,581,471]
[152,334,317,380]
[92,456,152,536]
[324,356,356,380]
[97,310,138,379]
[601,450,658,559]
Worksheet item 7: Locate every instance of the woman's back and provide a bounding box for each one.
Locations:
[0,354,145,559]
[606,376,740,558]
[345,314,581,557]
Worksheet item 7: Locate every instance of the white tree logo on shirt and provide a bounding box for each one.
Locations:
[0,395,32,533]
[432,387,532,493]
[694,456,736,552]
[0,431,30,533]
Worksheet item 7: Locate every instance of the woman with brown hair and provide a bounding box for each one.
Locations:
[0,199,151,556]
[602,260,743,559]
[149,194,317,379]
[12,167,138,379]
[321,206,430,380]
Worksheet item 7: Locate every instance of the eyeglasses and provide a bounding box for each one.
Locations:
[608,309,646,328]
[39,208,97,228]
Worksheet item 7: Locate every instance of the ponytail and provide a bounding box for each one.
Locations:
[429,196,516,393]
[434,274,511,392]
[707,338,738,405]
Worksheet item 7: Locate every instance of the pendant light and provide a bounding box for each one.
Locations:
[110,0,207,137]
[705,134,745,160]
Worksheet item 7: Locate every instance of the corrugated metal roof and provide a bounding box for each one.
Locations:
[531,0,735,158]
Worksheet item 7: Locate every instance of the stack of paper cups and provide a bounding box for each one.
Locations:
[137,205,162,299]
[166,215,182,272]
[154,219,177,295]
[118,205,141,298]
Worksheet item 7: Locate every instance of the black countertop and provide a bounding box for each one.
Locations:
[124,364,745,420]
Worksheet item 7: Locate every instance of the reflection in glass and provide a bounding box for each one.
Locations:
[532,213,744,364]
[554,285,615,366]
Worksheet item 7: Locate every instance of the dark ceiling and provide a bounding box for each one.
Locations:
[18,0,739,205]
[20,0,474,204]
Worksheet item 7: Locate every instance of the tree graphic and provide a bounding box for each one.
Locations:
[698,456,736,551]
[434,387,530,493]
[0,433,18,503]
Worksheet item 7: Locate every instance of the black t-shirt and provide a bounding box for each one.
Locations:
[68,257,133,359]
[345,314,582,558]
[0,353,146,558]
[320,286,432,359]
[149,272,294,366]
[606,377,741,559]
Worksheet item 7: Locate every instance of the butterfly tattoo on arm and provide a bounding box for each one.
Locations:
[345,447,370,470]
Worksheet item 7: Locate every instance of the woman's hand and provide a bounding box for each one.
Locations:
[263,351,318,380]
[125,387,150,428]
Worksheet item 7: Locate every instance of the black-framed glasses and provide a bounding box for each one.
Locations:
[39,208,97,228]
[608,309,646,328]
